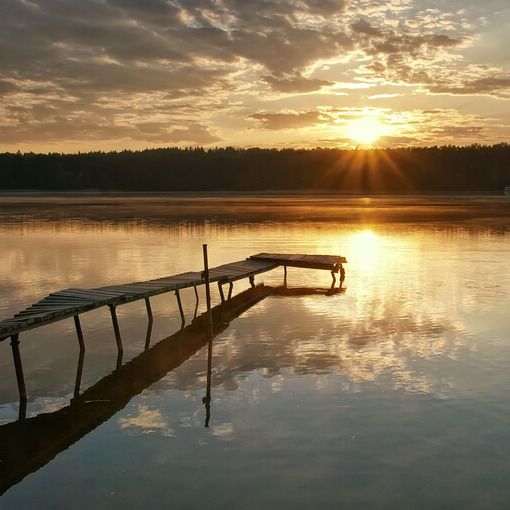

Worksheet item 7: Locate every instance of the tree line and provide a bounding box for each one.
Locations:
[1,144,510,192]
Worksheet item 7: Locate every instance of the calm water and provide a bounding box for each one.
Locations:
[1,196,510,509]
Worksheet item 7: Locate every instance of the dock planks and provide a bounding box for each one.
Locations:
[250,252,346,271]
[0,253,345,340]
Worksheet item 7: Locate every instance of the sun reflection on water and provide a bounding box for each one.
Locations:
[348,229,380,272]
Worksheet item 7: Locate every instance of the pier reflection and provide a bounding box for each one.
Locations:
[0,284,340,495]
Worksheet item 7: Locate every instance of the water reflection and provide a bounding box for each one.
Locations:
[0,285,345,495]
[1,197,510,507]
[0,286,271,495]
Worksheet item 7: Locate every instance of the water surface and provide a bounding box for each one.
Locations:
[0,196,509,509]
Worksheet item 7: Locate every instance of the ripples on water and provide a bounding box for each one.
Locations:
[0,196,509,509]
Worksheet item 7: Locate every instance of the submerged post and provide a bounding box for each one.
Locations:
[108,305,123,353]
[339,264,345,288]
[203,244,212,314]
[145,298,153,350]
[73,315,85,351]
[10,334,27,414]
[217,282,225,304]
[193,286,199,318]
[73,348,85,400]
[175,289,185,326]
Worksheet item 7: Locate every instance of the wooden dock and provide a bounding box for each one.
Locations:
[0,252,346,341]
[0,250,346,412]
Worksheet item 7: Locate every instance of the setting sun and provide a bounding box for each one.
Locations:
[346,118,389,145]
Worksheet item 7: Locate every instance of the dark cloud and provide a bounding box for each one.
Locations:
[430,125,486,137]
[0,80,18,96]
[262,74,333,93]
[249,111,328,130]
[428,76,510,97]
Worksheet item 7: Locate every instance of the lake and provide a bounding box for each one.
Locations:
[1,195,510,509]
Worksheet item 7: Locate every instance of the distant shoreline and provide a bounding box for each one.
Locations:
[0,190,506,198]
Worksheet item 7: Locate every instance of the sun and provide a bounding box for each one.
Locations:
[346,118,388,145]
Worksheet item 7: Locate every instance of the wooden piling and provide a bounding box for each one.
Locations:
[108,305,123,353]
[175,290,185,325]
[217,282,225,304]
[10,334,27,409]
[73,315,85,351]
[203,244,212,312]
[73,348,85,399]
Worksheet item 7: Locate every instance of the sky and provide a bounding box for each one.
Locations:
[1,0,510,153]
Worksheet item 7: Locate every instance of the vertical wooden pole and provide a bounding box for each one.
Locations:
[203,244,214,387]
[283,265,287,287]
[249,275,255,288]
[228,281,234,300]
[202,244,213,428]
[73,315,85,351]
[145,298,153,350]
[109,305,123,353]
[203,244,211,313]
[72,315,86,400]
[10,334,27,417]
[175,289,185,326]
[73,348,85,400]
[217,282,225,304]
[145,297,153,322]
[193,285,199,319]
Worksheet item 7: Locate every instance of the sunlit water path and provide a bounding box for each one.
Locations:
[0,197,509,509]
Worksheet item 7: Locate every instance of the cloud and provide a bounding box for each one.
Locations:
[262,73,333,93]
[249,111,328,130]
[428,76,510,97]
[0,0,509,149]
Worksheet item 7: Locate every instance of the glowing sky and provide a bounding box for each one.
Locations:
[1,0,510,152]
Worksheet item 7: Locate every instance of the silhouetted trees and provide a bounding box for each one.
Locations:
[1,144,510,192]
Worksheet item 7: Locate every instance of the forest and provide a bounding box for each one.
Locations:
[1,144,510,193]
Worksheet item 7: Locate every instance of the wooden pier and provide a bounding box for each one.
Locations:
[0,250,346,413]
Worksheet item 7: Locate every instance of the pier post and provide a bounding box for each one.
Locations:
[217,282,225,304]
[249,275,255,288]
[283,265,287,287]
[73,348,85,400]
[73,315,85,351]
[193,286,199,318]
[175,289,185,326]
[203,244,212,313]
[108,305,123,353]
[202,243,213,342]
[145,298,153,350]
[10,334,27,417]
[228,281,234,300]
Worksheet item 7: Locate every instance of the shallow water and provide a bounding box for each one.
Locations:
[0,196,509,509]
